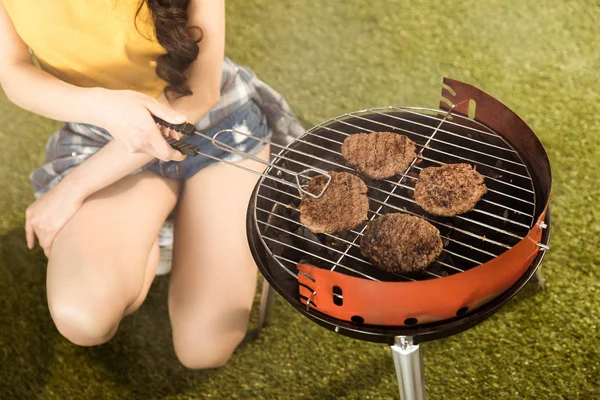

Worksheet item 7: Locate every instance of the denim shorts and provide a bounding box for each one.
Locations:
[30,100,271,198]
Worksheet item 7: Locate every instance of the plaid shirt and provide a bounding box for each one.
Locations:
[199,57,304,144]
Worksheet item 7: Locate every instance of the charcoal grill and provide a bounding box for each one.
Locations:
[159,78,552,399]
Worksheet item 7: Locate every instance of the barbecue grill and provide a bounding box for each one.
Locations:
[159,78,551,399]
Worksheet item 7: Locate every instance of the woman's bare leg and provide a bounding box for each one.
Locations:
[168,145,269,369]
[47,171,180,346]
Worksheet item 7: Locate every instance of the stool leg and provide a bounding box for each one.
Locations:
[390,336,426,400]
[258,278,275,333]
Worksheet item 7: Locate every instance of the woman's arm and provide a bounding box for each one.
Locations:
[60,0,225,199]
[0,1,186,162]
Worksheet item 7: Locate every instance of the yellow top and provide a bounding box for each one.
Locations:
[3,0,168,97]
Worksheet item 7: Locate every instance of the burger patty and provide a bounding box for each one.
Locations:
[414,163,487,217]
[300,171,369,234]
[360,213,443,273]
[342,132,417,180]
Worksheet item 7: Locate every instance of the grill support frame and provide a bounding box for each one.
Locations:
[235,79,557,400]
[244,78,552,398]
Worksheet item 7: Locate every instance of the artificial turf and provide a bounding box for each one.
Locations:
[1,0,599,398]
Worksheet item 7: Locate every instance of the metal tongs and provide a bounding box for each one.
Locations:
[152,116,331,198]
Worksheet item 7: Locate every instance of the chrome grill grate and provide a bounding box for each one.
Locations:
[252,106,537,283]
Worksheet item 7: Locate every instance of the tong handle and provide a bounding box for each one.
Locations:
[164,136,199,157]
[152,115,197,136]
[153,115,199,157]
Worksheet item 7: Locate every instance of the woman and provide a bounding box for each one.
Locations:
[0,0,303,369]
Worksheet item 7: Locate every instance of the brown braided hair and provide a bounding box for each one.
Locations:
[136,0,203,100]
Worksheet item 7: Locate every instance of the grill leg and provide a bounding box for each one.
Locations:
[533,269,546,290]
[257,278,275,333]
[390,336,426,400]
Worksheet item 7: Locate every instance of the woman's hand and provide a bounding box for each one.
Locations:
[24,183,85,258]
[87,88,188,162]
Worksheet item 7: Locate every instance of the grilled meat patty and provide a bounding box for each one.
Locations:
[361,213,443,273]
[300,171,369,234]
[342,132,417,179]
[414,163,487,217]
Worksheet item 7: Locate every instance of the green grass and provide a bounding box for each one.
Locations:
[1,0,599,398]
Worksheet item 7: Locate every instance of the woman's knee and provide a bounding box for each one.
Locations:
[173,335,241,370]
[174,342,236,370]
[171,313,251,369]
[47,275,127,347]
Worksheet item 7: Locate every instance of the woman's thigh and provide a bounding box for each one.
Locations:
[168,144,270,369]
[46,170,180,346]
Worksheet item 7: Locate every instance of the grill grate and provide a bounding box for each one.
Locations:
[252,106,537,283]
